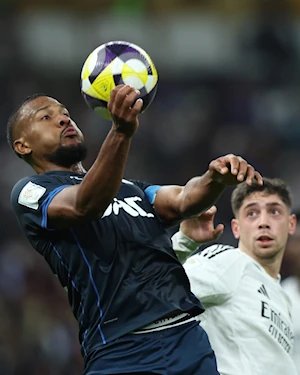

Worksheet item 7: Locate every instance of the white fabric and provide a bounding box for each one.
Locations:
[18,181,46,210]
[132,313,197,334]
[282,276,300,373]
[171,230,202,263]
[175,241,298,375]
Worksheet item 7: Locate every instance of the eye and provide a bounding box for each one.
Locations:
[271,209,280,215]
[247,211,256,217]
[42,115,50,120]
[63,113,70,117]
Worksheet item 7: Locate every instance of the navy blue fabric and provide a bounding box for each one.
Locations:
[83,321,219,375]
[11,171,204,362]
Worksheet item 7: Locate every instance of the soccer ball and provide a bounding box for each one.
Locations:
[80,41,158,119]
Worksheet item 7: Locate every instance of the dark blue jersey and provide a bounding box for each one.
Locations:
[11,171,204,359]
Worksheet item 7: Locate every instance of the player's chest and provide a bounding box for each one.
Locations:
[234,269,291,319]
[69,178,154,220]
[231,269,294,348]
[101,195,154,221]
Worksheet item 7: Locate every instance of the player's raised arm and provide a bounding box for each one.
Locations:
[47,85,143,227]
[154,154,263,226]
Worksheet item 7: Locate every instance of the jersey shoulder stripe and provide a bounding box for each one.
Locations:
[199,244,235,259]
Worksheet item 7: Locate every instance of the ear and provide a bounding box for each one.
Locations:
[231,218,240,239]
[288,214,297,236]
[13,138,32,157]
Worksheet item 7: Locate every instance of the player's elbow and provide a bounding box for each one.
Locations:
[73,203,104,220]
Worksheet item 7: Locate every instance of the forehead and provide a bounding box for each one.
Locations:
[240,192,286,210]
[20,96,63,118]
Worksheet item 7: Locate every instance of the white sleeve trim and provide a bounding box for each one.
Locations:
[172,230,202,254]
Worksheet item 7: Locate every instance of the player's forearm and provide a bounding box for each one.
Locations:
[75,129,132,217]
[178,170,226,218]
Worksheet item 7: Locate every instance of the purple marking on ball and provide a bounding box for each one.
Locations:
[82,92,107,110]
[89,47,115,84]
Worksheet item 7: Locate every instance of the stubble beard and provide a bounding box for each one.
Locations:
[46,142,88,168]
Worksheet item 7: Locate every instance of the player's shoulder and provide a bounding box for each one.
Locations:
[11,175,46,209]
[197,243,239,260]
[122,179,153,195]
[11,173,56,195]
[126,179,161,204]
[11,175,39,198]
[184,244,247,283]
[11,172,70,211]
[185,243,244,267]
[127,179,152,190]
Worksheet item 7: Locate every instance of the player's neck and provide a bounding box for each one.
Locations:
[239,244,282,279]
[33,161,86,174]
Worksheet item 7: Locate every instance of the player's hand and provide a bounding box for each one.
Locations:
[180,206,224,244]
[209,154,263,186]
[108,85,143,137]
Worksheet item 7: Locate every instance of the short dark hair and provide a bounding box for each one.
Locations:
[6,93,48,158]
[231,177,293,216]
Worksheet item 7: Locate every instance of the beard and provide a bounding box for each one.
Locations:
[46,142,88,168]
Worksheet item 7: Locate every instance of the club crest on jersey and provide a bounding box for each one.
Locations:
[101,196,154,219]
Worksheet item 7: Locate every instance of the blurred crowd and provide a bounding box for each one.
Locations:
[1,0,300,374]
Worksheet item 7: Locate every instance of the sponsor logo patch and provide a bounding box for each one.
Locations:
[18,181,46,210]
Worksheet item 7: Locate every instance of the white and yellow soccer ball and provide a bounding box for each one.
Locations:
[80,41,158,119]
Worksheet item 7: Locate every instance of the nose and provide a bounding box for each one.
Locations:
[58,116,70,126]
[258,211,270,229]
[259,223,270,229]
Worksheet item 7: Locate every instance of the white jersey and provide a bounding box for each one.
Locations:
[282,276,300,373]
[173,235,298,375]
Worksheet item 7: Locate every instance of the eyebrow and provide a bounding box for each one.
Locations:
[243,202,283,210]
[35,104,67,115]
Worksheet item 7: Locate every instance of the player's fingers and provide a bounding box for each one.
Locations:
[254,171,263,185]
[209,158,229,175]
[130,98,143,116]
[226,154,240,176]
[204,205,217,217]
[235,156,248,182]
[114,85,136,108]
[107,85,126,110]
[122,89,141,110]
[244,164,255,185]
[245,168,263,186]
[109,85,135,113]
[212,224,224,240]
[119,90,142,120]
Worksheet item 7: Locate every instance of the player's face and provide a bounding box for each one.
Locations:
[231,193,296,263]
[14,96,86,167]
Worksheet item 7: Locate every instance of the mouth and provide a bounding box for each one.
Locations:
[257,235,274,246]
[62,127,77,137]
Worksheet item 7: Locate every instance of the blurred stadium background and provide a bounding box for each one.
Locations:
[1,0,300,373]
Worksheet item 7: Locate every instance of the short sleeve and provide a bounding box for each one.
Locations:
[11,175,71,231]
[183,244,246,306]
[128,179,161,205]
